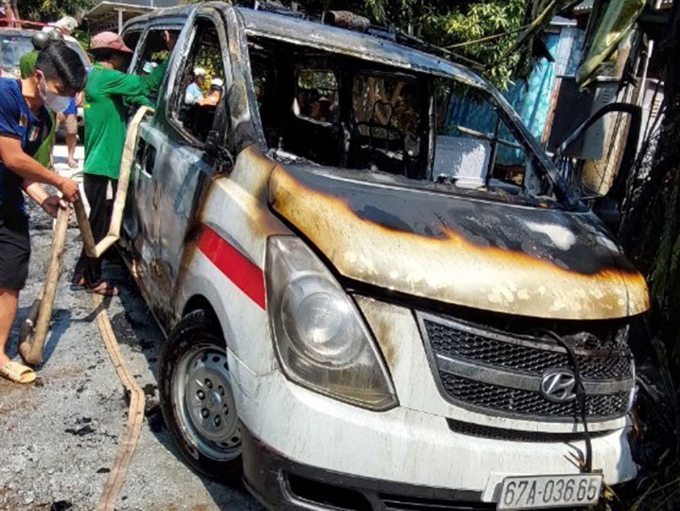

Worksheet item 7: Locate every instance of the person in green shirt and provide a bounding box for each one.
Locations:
[72,30,175,296]
[19,31,64,168]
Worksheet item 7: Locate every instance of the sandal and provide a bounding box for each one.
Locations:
[0,361,37,384]
[70,277,87,291]
[86,281,119,297]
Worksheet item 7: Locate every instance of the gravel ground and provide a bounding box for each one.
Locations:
[0,147,263,511]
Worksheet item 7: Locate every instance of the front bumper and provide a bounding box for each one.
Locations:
[242,427,494,511]
[230,353,638,508]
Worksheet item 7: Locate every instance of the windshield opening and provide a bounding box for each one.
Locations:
[434,80,554,199]
[247,34,559,205]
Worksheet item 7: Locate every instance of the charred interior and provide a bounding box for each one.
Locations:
[247,35,558,204]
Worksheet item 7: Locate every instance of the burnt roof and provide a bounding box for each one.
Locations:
[123,2,487,86]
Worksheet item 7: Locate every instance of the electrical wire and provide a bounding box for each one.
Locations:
[540,329,594,473]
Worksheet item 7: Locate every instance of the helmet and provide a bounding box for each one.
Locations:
[31,31,50,50]
[211,77,224,88]
[193,67,207,77]
[46,29,64,43]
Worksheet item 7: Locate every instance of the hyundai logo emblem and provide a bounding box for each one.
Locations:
[540,369,577,403]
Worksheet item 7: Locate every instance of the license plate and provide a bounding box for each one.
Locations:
[498,474,602,510]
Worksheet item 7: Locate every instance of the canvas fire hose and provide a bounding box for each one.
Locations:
[18,106,154,511]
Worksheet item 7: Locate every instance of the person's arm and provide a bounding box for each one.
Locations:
[144,59,169,91]
[0,136,79,201]
[124,94,154,109]
[105,30,175,99]
[22,180,67,219]
[23,180,50,204]
[102,61,168,99]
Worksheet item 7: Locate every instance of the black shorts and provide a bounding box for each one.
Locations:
[0,212,30,290]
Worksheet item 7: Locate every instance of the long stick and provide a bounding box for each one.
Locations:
[19,206,69,365]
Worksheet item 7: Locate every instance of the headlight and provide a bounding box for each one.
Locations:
[266,236,398,411]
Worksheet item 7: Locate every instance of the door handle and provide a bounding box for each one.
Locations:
[145,146,157,176]
[135,138,147,167]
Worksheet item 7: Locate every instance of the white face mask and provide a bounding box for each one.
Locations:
[37,73,72,113]
[44,94,72,113]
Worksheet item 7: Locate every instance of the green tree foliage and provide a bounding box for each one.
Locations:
[14,0,93,51]
[18,0,563,88]
[256,0,568,89]
[419,0,529,87]
[621,0,680,359]
[16,0,94,25]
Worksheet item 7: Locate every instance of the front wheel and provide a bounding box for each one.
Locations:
[159,310,242,481]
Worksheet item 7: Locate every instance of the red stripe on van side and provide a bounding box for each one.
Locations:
[197,225,266,310]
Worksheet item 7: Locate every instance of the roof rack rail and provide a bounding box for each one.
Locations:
[393,29,485,71]
[253,0,305,18]
[249,3,484,71]
[317,9,484,70]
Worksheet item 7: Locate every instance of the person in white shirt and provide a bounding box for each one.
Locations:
[198,77,223,106]
[184,67,206,105]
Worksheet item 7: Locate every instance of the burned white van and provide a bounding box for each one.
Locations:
[119,3,650,509]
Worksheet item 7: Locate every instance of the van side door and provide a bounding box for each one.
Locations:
[120,16,196,317]
[136,8,232,324]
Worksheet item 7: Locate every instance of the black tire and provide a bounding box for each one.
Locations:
[159,309,243,482]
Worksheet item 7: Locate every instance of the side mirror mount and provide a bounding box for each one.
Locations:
[205,129,234,173]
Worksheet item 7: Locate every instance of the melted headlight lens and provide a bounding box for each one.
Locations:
[266,236,397,411]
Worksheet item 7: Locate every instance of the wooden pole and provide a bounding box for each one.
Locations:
[19,206,69,365]
[20,105,152,366]
[74,197,97,258]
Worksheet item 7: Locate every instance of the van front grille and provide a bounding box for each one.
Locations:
[427,320,632,380]
[440,373,631,419]
[418,312,634,422]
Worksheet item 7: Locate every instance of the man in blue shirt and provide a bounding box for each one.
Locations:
[184,67,206,105]
[0,43,86,384]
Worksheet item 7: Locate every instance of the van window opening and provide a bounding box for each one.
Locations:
[134,29,180,73]
[295,69,339,124]
[132,28,182,106]
[171,19,226,142]
[123,30,142,52]
[247,35,557,204]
